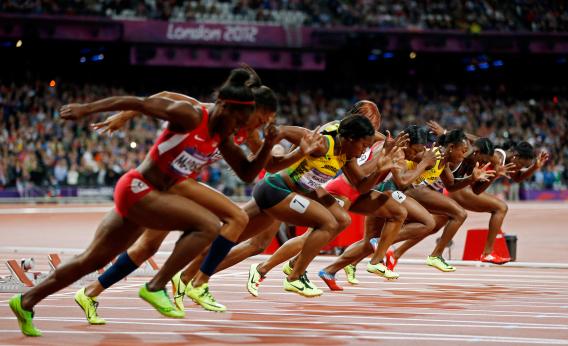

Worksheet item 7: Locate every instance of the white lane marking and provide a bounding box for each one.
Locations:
[0,328,566,344]
[1,316,567,331]
[0,207,112,215]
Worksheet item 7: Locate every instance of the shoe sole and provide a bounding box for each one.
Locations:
[427,263,456,272]
[284,287,322,298]
[319,276,343,291]
[366,269,399,280]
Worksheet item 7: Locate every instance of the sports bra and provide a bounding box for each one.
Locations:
[286,135,347,192]
[148,106,247,181]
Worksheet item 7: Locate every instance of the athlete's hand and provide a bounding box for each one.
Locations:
[496,162,517,178]
[91,111,135,135]
[534,151,550,169]
[263,121,280,145]
[60,104,89,120]
[472,162,496,182]
[299,126,326,156]
[426,120,445,136]
[383,131,409,156]
[421,145,442,167]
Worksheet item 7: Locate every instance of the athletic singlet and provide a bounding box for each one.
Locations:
[286,135,347,192]
[495,149,507,165]
[407,147,445,188]
[148,106,247,181]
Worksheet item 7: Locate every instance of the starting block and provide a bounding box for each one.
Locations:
[130,257,160,277]
[462,229,511,261]
[0,258,48,293]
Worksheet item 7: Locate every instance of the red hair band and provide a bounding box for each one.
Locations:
[219,99,255,105]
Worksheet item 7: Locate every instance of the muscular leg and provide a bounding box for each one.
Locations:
[350,191,407,265]
[449,187,508,255]
[21,211,143,310]
[263,193,349,282]
[405,188,467,257]
[84,230,169,297]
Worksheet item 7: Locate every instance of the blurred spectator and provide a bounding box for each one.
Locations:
[1,0,567,32]
[0,79,566,199]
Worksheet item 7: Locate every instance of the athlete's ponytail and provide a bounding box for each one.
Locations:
[438,129,466,147]
[338,115,375,140]
[404,125,429,145]
[474,138,495,156]
[252,85,277,113]
[216,68,255,108]
[513,141,536,160]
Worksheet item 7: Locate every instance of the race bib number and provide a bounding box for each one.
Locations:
[356,148,371,166]
[171,149,209,176]
[391,190,407,204]
[298,169,333,191]
[290,195,310,214]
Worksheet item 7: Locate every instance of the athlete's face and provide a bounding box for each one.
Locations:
[405,143,425,162]
[246,109,276,131]
[472,151,494,165]
[510,156,533,171]
[447,142,468,163]
[345,136,374,159]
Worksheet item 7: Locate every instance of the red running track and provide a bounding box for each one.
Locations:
[0,203,567,345]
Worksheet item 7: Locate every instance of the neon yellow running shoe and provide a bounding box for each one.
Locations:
[247,263,264,297]
[74,287,106,325]
[344,264,359,285]
[426,255,456,272]
[8,294,42,337]
[139,284,185,318]
[170,271,186,312]
[187,283,226,312]
[367,262,400,280]
[283,273,323,297]
[282,261,293,276]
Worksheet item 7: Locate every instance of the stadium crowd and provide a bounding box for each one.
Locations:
[1,0,567,32]
[0,80,566,198]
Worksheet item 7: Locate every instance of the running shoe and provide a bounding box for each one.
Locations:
[74,287,106,325]
[426,255,456,272]
[247,263,264,297]
[139,284,185,318]
[367,262,400,280]
[283,273,322,297]
[318,270,343,291]
[480,253,510,265]
[170,271,186,311]
[370,237,379,251]
[385,248,398,271]
[8,294,42,337]
[282,261,293,276]
[187,283,226,312]
[343,264,359,285]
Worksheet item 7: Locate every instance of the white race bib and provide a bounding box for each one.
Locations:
[298,169,333,191]
[171,149,209,176]
[290,195,310,214]
[391,190,407,204]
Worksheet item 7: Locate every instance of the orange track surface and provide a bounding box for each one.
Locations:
[0,203,567,345]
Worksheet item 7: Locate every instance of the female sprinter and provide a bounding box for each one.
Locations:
[427,121,548,263]
[70,86,286,320]
[393,129,495,272]
[246,107,410,294]
[318,125,440,290]
[73,88,322,316]
[8,69,270,337]
[170,101,393,300]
